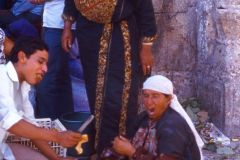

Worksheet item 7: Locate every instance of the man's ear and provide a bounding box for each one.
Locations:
[17,51,27,64]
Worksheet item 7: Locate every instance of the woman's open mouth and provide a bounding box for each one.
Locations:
[147,108,155,116]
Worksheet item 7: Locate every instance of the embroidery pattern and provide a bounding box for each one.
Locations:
[119,21,132,135]
[94,21,132,147]
[74,0,117,23]
[94,23,113,148]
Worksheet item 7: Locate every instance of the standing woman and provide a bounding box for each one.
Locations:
[62,0,157,154]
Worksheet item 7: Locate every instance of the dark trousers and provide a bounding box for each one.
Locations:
[0,11,41,29]
[36,28,74,120]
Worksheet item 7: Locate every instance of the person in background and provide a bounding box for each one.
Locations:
[61,0,157,155]
[30,0,75,120]
[0,18,39,64]
[0,0,8,9]
[0,0,43,29]
[111,75,204,160]
[0,37,82,160]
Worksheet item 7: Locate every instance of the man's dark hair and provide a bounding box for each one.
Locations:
[7,36,48,63]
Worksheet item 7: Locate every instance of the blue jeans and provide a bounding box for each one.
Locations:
[36,27,74,119]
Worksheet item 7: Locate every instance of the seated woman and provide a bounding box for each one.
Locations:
[112,75,204,160]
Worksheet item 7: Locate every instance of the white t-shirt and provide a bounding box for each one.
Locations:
[0,62,35,159]
[43,0,75,29]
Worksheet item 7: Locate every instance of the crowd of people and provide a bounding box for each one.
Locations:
[0,0,204,160]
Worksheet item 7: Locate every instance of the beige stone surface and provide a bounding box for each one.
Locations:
[196,0,240,136]
[152,0,198,99]
[152,0,240,136]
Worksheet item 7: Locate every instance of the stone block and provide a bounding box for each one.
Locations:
[216,0,240,8]
[153,10,197,71]
[152,71,196,100]
[152,0,163,13]
[224,82,240,136]
[217,9,240,40]
[152,0,240,138]
[156,0,197,13]
[196,80,225,130]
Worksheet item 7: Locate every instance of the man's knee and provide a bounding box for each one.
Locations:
[7,143,48,160]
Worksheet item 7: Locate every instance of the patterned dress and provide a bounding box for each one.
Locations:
[129,108,201,160]
[63,0,157,153]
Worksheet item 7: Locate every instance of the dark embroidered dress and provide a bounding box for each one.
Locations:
[63,0,157,153]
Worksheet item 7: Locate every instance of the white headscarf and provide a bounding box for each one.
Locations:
[143,75,204,159]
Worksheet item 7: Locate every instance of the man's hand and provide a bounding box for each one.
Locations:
[62,21,74,52]
[29,0,47,4]
[8,120,82,150]
[140,44,154,76]
[57,131,82,148]
[112,136,136,158]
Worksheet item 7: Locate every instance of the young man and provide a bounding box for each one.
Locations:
[0,37,82,160]
[112,75,204,160]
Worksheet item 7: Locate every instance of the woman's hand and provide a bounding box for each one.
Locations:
[140,44,154,76]
[112,136,136,158]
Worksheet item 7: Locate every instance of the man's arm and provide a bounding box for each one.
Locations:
[32,140,76,160]
[32,140,61,160]
[8,119,82,148]
[29,0,47,5]
[12,1,36,15]
[133,0,157,75]
[62,20,74,52]
[61,0,78,52]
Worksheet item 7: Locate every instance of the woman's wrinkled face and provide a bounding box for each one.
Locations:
[143,89,172,121]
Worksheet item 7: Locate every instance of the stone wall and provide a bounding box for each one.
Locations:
[152,0,240,136]
[196,0,240,136]
[152,0,198,100]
